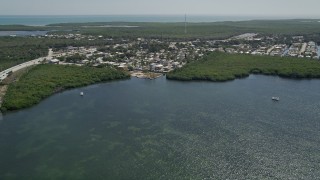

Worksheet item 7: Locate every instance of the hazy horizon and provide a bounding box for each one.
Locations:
[1,0,320,18]
[1,14,319,18]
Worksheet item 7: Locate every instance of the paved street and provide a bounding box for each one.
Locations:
[0,49,52,81]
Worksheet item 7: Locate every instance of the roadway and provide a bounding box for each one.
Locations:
[0,49,53,81]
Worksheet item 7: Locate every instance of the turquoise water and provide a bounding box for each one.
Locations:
[0,15,281,25]
[0,31,48,36]
[0,75,320,179]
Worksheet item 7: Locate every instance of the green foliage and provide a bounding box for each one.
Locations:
[0,36,116,70]
[65,53,86,63]
[2,19,320,71]
[3,20,320,40]
[167,52,320,81]
[2,64,130,111]
[47,20,320,40]
[0,37,48,70]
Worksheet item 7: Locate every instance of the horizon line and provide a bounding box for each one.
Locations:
[0,14,319,18]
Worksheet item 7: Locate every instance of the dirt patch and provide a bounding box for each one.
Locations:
[0,85,8,107]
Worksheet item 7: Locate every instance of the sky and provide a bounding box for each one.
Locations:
[1,0,320,18]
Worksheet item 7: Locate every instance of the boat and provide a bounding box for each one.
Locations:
[80,92,84,96]
[272,97,280,101]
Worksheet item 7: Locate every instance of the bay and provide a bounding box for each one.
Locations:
[0,75,320,179]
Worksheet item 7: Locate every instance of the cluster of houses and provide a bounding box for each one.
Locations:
[210,34,319,59]
[45,33,319,72]
[48,40,192,73]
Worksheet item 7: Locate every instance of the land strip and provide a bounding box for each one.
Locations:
[167,52,320,82]
[1,64,129,111]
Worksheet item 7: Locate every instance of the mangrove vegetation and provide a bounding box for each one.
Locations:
[1,64,130,111]
[167,52,320,81]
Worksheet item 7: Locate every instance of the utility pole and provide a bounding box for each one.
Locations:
[184,14,187,34]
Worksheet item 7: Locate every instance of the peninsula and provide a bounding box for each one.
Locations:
[167,52,320,82]
[1,64,129,111]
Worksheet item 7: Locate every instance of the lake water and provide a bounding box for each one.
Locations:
[0,75,320,179]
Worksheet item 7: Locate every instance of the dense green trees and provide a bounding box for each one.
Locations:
[0,37,48,70]
[167,52,320,81]
[65,53,86,63]
[0,36,119,70]
[2,64,130,111]
[2,19,320,70]
[3,20,320,40]
[47,20,320,40]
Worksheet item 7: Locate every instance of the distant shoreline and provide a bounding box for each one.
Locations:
[1,15,319,26]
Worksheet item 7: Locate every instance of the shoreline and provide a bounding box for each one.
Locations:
[166,52,320,82]
[0,66,36,108]
[0,15,288,26]
[1,65,130,112]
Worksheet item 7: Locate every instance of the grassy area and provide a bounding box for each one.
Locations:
[1,64,130,111]
[0,66,35,107]
[166,52,320,81]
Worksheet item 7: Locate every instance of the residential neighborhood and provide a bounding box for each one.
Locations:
[42,32,320,78]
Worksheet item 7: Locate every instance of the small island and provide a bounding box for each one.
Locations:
[166,52,320,82]
[1,64,129,111]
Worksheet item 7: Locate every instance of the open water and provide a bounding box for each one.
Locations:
[0,15,285,26]
[0,75,320,179]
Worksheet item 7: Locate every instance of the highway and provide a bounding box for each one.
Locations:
[0,49,52,81]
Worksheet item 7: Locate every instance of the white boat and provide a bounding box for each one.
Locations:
[272,97,280,101]
[80,92,84,96]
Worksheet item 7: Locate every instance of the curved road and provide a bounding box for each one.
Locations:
[0,49,53,81]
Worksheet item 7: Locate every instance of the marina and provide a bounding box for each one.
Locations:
[130,71,163,79]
